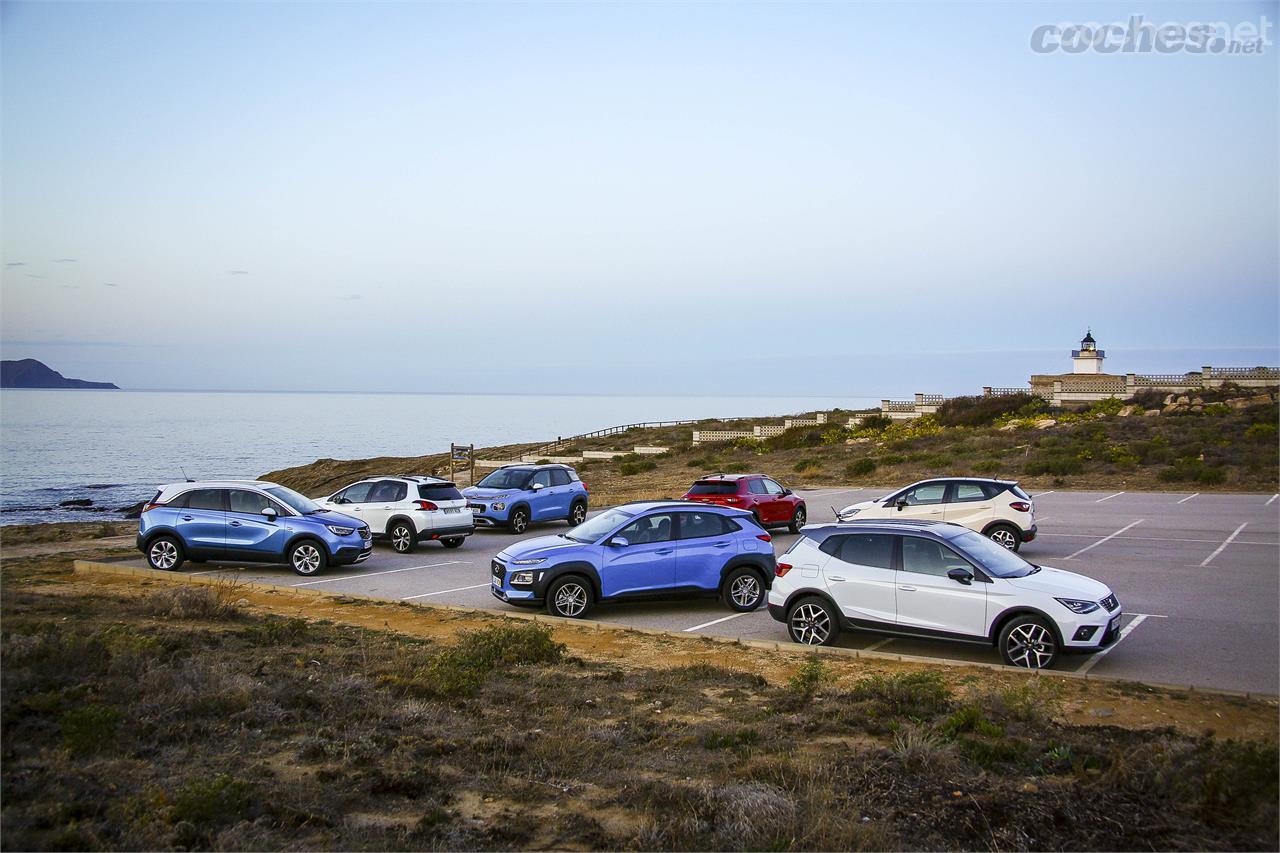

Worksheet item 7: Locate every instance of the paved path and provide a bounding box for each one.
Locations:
[136,488,1280,695]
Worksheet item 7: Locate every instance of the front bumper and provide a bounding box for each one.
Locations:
[1060,604,1123,651]
[467,502,511,526]
[333,542,373,565]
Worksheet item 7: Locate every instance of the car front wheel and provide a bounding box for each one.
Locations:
[289,540,328,576]
[999,615,1058,669]
[787,596,840,646]
[788,505,807,534]
[546,575,593,619]
[988,524,1021,551]
[721,566,765,612]
[568,501,587,526]
[389,521,417,554]
[508,508,530,535]
[147,536,185,571]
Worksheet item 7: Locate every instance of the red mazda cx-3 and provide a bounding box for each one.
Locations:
[681,474,807,532]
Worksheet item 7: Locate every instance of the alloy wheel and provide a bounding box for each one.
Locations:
[511,511,528,534]
[150,540,178,570]
[391,525,412,552]
[794,508,806,526]
[730,575,761,608]
[790,603,831,645]
[293,544,322,575]
[990,528,1018,550]
[1006,623,1055,668]
[571,504,586,525]
[553,582,588,617]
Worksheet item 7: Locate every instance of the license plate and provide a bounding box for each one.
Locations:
[1109,616,1121,633]
[443,507,460,514]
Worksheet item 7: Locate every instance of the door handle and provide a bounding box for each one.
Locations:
[713,542,731,548]
[229,521,242,527]
[656,548,674,555]
[181,515,193,521]
[898,585,917,591]
[827,575,846,582]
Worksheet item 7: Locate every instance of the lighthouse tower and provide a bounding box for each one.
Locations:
[1071,330,1105,375]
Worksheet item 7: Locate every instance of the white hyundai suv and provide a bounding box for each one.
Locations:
[767,519,1121,669]
[836,478,1037,551]
[318,476,473,552]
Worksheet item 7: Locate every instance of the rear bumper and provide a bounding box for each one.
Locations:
[767,602,787,623]
[1022,524,1038,542]
[416,524,473,542]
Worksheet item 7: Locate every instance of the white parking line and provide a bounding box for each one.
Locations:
[1064,520,1144,560]
[864,638,893,652]
[291,561,463,587]
[1039,532,1277,546]
[683,611,756,632]
[1096,492,1124,503]
[402,583,490,600]
[1078,614,1148,674]
[1176,493,1199,504]
[803,487,861,498]
[1200,522,1248,567]
[1268,494,1278,507]
[1032,490,1055,498]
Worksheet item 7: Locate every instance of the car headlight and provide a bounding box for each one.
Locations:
[510,571,538,585]
[840,508,860,518]
[1055,597,1100,614]
[492,502,507,511]
[325,524,356,536]
[511,557,546,566]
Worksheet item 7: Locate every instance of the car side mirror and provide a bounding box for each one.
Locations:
[610,536,630,548]
[530,483,545,491]
[947,567,973,585]
[895,498,908,511]
[261,507,278,520]
[782,488,793,496]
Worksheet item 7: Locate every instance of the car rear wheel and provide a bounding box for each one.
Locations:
[788,505,807,534]
[787,596,840,646]
[988,524,1021,551]
[999,615,1058,669]
[389,521,417,554]
[289,540,327,576]
[721,566,765,612]
[147,536,185,571]
[568,501,587,526]
[441,537,464,549]
[508,507,530,535]
[546,575,593,619]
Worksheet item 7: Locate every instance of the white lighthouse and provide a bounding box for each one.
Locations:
[1071,330,1105,375]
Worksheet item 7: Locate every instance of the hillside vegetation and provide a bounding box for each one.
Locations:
[2,544,1277,851]
[265,387,1279,506]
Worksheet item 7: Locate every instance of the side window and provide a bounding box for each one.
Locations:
[762,479,785,495]
[566,469,581,482]
[820,533,894,569]
[550,469,571,487]
[901,537,970,578]
[183,489,225,511]
[229,489,273,514]
[338,482,374,504]
[617,513,674,544]
[747,479,769,495]
[529,470,553,489]
[676,511,730,540]
[952,483,988,503]
[368,481,406,503]
[903,483,947,506]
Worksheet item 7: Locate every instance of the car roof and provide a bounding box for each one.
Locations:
[800,519,970,545]
[344,475,455,485]
[499,463,574,470]
[897,477,1018,487]
[157,480,278,492]
[693,474,761,482]
[614,500,753,516]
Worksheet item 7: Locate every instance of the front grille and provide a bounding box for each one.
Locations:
[469,503,487,513]
[359,527,372,541]
[1100,594,1119,612]
[491,560,505,583]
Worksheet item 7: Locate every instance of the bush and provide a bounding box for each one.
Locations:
[60,704,122,755]
[619,460,658,476]
[1025,454,1084,476]
[1245,422,1278,441]
[246,616,309,645]
[879,454,906,465]
[170,774,254,826]
[1158,461,1226,484]
[144,585,241,620]
[972,460,1001,473]
[937,394,1046,428]
[856,414,893,431]
[786,656,830,699]
[844,458,876,478]
[846,671,950,720]
[792,457,821,473]
[413,622,565,699]
[732,436,767,453]
[820,428,851,446]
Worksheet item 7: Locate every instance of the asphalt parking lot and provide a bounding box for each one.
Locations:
[138,487,1280,695]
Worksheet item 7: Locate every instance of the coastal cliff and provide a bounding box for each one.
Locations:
[0,358,119,390]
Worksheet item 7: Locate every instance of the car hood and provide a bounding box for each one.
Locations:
[838,497,885,514]
[463,487,516,500]
[304,509,365,529]
[498,534,588,562]
[1002,565,1111,600]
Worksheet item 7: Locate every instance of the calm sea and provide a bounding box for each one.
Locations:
[0,390,872,525]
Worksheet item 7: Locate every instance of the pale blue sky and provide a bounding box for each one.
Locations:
[2,0,1276,394]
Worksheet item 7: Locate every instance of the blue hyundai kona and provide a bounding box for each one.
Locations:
[489,501,777,618]
[137,480,371,576]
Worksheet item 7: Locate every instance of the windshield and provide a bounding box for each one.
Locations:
[565,508,633,543]
[477,469,532,490]
[952,530,1037,578]
[687,481,739,496]
[265,486,321,515]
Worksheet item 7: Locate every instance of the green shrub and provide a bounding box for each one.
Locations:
[786,656,830,698]
[619,460,658,476]
[1025,454,1084,476]
[732,436,766,453]
[1158,460,1227,484]
[246,616,309,645]
[792,457,821,473]
[879,454,906,465]
[820,428,851,446]
[60,704,122,755]
[937,394,1046,428]
[846,671,950,720]
[1085,397,1125,417]
[972,460,1001,473]
[1106,444,1140,468]
[844,458,876,478]
[723,462,751,473]
[170,774,254,826]
[856,414,893,431]
[702,727,760,750]
[1245,422,1278,441]
[940,705,1005,738]
[1203,403,1231,416]
[414,622,565,699]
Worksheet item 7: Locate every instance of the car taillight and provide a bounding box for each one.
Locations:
[756,533,772,542]
[581,482,589,492]
[143,502,162,513]
[723,496,741,504]
[415,500,438,511]
[1010,501,1031,512]
[775,562,792,577]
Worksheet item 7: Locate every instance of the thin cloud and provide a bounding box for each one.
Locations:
[52,258,77,263]
[228,269,249,275]
[103,282,120,287]
[25,274,45,279]
[58,284,81,290]
[5,262,25,267]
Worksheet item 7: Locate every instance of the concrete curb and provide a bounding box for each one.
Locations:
[72,558,1276,702]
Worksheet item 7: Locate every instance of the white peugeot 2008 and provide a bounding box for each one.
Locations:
[767,519,1121,669]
